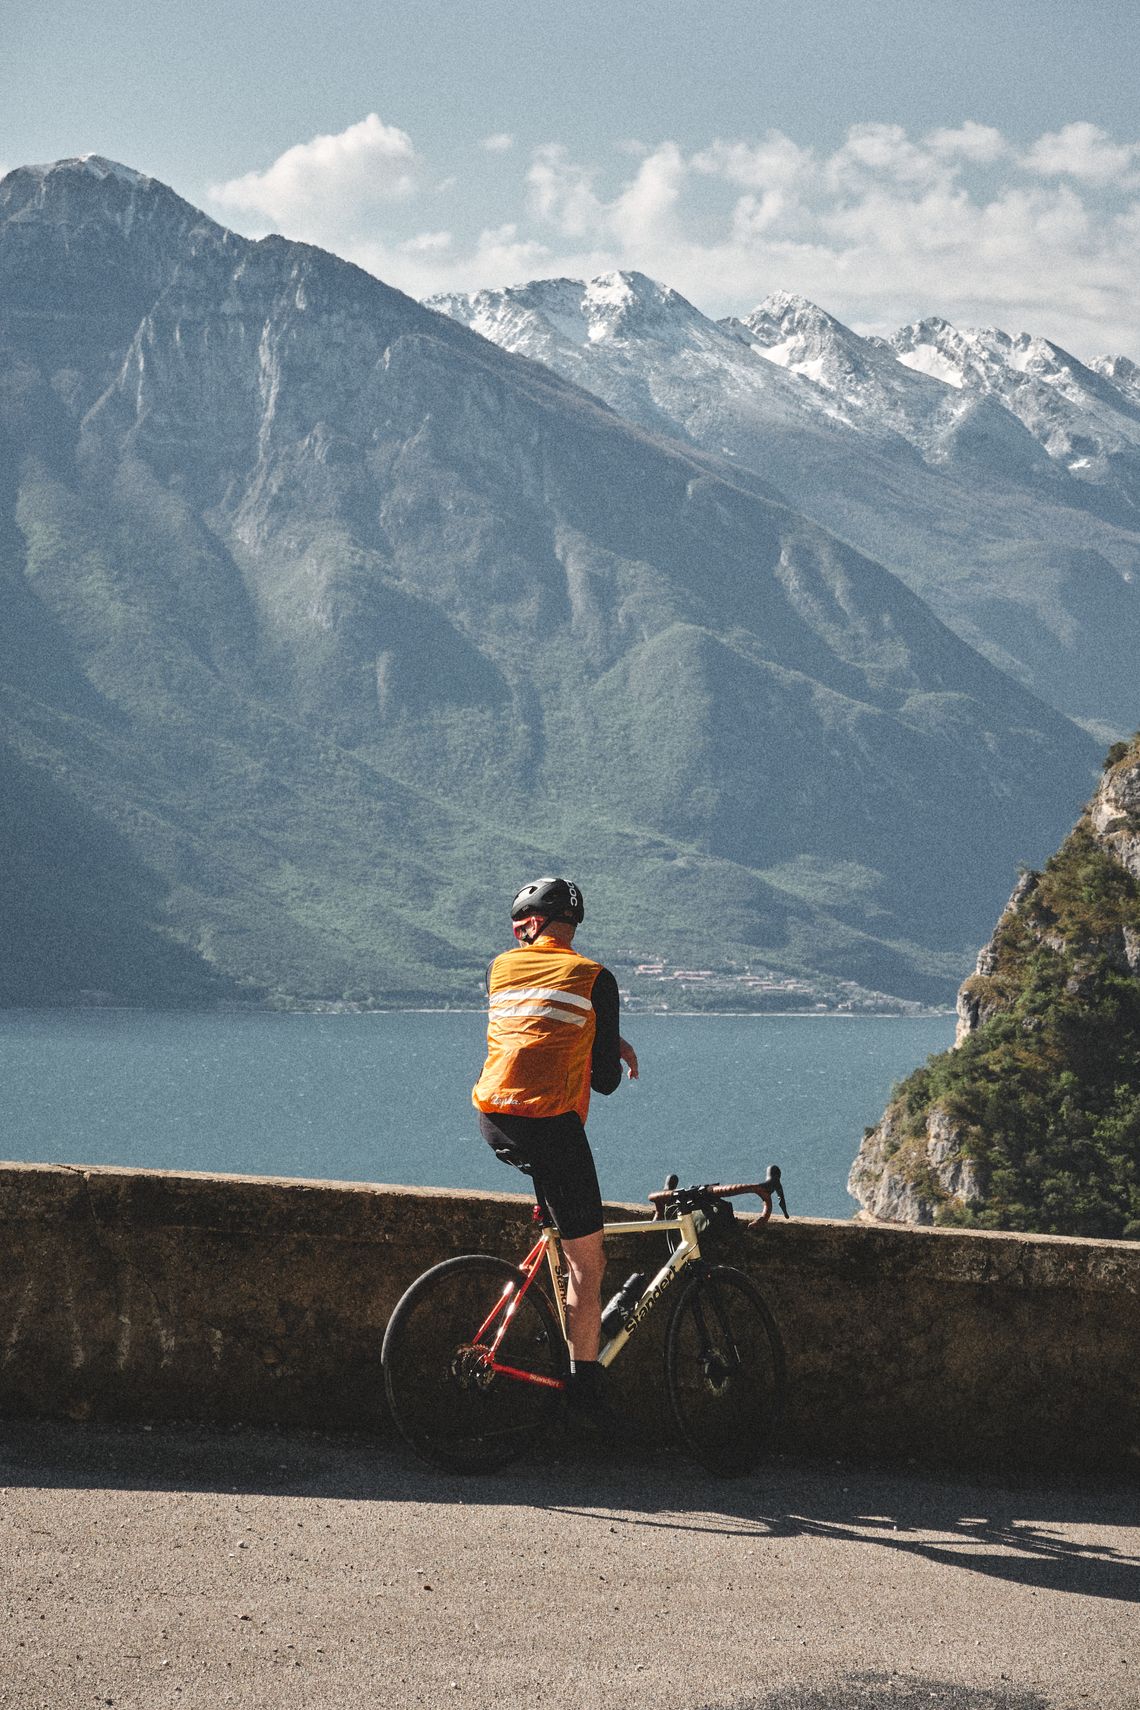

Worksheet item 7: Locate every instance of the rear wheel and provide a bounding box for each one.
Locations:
[664,1265,784,1476]
[382,1254,568,1473]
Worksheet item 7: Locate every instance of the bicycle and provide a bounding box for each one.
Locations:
[381,1164,789,1477]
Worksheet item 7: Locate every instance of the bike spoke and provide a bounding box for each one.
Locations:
[383,1255,569,1473]
[664,1266,785,1476]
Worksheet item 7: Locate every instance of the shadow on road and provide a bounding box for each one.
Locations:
[2,1418,1136,1610]
[705,1677,1051,1710]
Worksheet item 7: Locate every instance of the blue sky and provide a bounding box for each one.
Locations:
[8,0,1140,354]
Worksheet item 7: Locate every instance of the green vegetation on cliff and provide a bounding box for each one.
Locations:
[877,737,1140,1240]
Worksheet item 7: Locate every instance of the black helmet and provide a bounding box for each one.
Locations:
[510,876,585,926]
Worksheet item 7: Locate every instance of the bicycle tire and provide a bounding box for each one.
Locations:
[382,1254,569,1473]
[663,1264,785,1476]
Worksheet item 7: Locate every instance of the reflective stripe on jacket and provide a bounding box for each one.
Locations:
[472,937,605,1123]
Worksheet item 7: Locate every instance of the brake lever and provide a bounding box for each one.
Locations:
[650,1171,681,1220]
[765,1163,789,1218]
[745,1164,788,1231]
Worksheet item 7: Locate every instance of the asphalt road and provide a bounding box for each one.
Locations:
[1,1420,1136,1710]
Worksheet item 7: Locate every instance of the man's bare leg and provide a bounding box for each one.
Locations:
[561,1229,606,1362]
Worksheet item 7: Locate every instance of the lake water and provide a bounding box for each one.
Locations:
[0,1010,956,1219]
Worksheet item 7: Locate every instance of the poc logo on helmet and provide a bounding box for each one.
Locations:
[509,877,585,926]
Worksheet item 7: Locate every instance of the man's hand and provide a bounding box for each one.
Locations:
[619,1036,639,1080]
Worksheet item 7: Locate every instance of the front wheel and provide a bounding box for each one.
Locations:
[664,1265,785,1476]
[382,1254,568,1473]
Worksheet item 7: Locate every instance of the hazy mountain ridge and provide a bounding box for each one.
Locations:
[433,273,1140,738]
[0,159,1101,1006]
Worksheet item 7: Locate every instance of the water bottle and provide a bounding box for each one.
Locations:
[600,1272,647,1339]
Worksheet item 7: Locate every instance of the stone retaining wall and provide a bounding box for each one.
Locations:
[1,1162,1136,1474]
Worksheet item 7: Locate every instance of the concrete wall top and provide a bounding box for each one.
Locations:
[3,1159,1135,1290]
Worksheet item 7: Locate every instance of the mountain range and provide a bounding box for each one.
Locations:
[0,157,1106,1008]
[432,273,1140,741]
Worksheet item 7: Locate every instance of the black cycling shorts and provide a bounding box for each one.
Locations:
[478,1109,604,1241]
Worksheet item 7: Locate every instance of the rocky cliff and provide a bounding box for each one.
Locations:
[849,735,1140,1238]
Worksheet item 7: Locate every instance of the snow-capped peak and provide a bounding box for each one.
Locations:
[740,292,881,372]
[891,316,1140,474]
[583,269,666,311]
[894,319,1117,397]
[77,155,155,188]
[576,270,709,343]
[429,270,719,360]
[12,155,156,191]
[888,318,967,388]
[891,319,1088,392]
[431,266,1140,505]
[746,290,840,333]
[738,291,926,408]
[1092,354,1140,405]
[0,153,229,250]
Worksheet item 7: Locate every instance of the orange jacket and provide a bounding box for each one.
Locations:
[472,937,612,1123]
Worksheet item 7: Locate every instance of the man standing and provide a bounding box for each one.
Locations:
[473,877,638,1419]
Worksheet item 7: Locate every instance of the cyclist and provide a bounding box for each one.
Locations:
[473,876,638,1422]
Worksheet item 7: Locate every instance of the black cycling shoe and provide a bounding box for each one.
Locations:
[563,1363,625,1435]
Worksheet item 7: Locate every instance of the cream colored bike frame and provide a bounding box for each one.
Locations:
[540,1210,706,1369]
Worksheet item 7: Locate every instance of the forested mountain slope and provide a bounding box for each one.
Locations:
[0,159,1099,1006]
[850,734,1140,1237]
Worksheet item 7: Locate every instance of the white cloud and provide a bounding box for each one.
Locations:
[205,117,1140,360]
[1023,122,1140,186]
[480,133,514,154]
[401,230,453,254]
[346,221,602,303]
[466,223,564,283]
[730,189,794,239]
[923,122,1009,164]
[610,143,686,247]
[692,132,813,192]
[516,121,1140,358]
[828,122,946,190]
[525,141,686,250]
[208,114,424,239]
[526,144,605,237]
